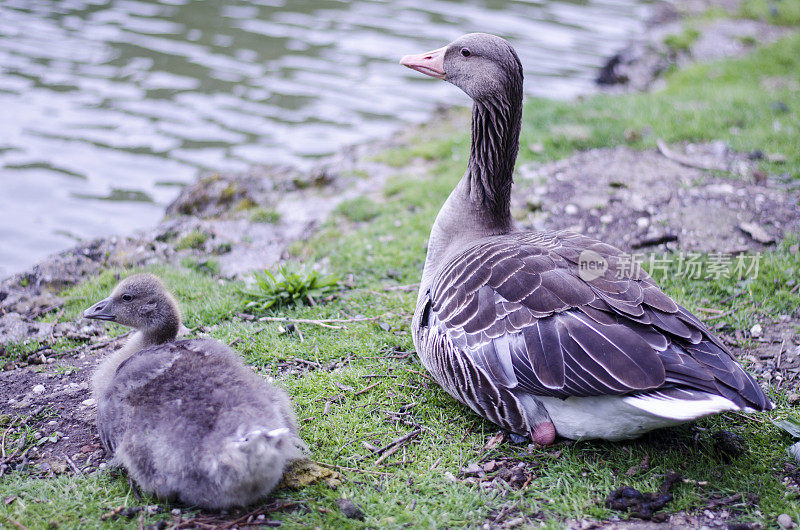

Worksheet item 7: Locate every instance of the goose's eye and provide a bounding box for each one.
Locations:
[460,48,471,57]
[122,294,133,302]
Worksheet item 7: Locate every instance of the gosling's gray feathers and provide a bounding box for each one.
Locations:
[85,274,301,509]
[85,274,181,402]
[403,34,772,444]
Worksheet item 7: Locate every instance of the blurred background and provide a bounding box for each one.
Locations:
[0,0,650,277]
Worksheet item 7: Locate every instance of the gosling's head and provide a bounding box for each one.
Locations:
[400,33,523,102]
[83,273,181,344]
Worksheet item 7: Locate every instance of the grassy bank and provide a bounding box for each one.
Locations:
[2,28,799,530]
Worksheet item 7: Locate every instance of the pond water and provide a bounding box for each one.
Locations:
[0,0,649,278]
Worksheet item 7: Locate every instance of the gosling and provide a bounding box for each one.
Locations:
[84,273,302,509]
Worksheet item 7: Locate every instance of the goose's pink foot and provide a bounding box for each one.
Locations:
[531,422,556,445]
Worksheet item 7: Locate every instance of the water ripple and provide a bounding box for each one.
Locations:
[0,0,648,276]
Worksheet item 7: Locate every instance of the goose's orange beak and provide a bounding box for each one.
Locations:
[400,46,446,79]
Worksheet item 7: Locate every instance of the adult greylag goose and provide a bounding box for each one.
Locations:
[401,33,772,444]
[84,274,302,509]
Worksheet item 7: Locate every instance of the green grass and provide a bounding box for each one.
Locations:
[2,30,799,530]
[740,0,800,25]
[249,206,281,224]
[335,196,382,223]
[175,230,208,250]
[664,27,701,53]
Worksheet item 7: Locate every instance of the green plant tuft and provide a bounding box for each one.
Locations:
[176,230,208,250]
[242,264,341,312]
[249,207,281,224]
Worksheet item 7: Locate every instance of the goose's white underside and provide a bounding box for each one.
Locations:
[536,391,741,441]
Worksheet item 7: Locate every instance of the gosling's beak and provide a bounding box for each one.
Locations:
[83,298,116,321]
[400,46,446,79]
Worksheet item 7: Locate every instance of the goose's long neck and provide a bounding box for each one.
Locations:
[420,88,522,296]
[465,94,522,224]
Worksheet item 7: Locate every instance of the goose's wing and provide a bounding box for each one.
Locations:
[424,231,769,410]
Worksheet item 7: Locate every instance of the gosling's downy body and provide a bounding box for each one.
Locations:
[85,274,301,509]
[401,34,772,445]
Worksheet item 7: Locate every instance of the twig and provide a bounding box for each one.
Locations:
[295,324,304,343]
[695,307,724,314]
[361,374,397,379]
[0,435,28,466]
[64,453,83,476]
[87,330,133,351]
[374,444,403,465]
[777,339,785,370]
[314,461,394,477]
[384,283,419,292]
[407,369,436,383]
[493,500,522,524]
[292,357,323,370]
[729,411,765,424]
[2,516,29,530]
[656,139,725,171]
[372,429,422,465]
[256,315,381,329]
[354,382,380,396]
[49,308,65,343]
[704,309,737,321]
[1,418,18,459]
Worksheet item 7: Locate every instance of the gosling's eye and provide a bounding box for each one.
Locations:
[122,294,133,302]
[460,48,471,57]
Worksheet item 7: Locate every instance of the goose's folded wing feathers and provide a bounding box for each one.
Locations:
[427,231,769,409]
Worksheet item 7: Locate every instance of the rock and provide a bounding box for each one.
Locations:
[171,508,181,516]
[32,384,45,394]
[750,324,763,338]
[81,398,96,407]
[789,442,800,466]
[600,214,613,224]
[336,498,365,520]
[461,463,484,477]
[778,513,795,529]
[739,222,775,244]
[636,216,649,229]
[564,204,579,215]
[787,393,799,405]
[712,430,748,459]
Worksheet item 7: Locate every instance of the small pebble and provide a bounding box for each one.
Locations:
[750,324,763,338]
[636,216,649,229]
[600,214,613,224]
[81,398,96,407]
[171,508,182,516]
[564,204,578,215]
[778,513,795,529]
[32,385,45,394]
[789,442,800,465]
[98,463,107,470]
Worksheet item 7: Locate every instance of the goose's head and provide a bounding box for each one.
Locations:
[83,273,180,343]
[400,33,523,101]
